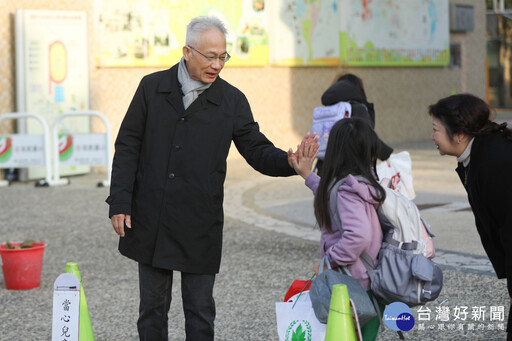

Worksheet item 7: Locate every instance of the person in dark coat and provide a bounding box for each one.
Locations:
[429,94,512,340]
[320,73,393,164]
[106,16,316,341]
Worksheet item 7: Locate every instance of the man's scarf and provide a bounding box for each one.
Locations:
[177,57,212,110]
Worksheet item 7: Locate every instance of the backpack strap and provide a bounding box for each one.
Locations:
[359,252,375,272]
[328,177,348,235]
[328,175,376,272]
[383,230,419,250]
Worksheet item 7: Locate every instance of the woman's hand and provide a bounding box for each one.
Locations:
[289,132,319,180]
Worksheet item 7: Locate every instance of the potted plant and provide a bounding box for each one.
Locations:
[0,239,47,290]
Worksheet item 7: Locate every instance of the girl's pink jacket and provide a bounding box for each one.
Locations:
[305,173,383,290]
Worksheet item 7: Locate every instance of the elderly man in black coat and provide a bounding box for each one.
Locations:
[106,16,315,341]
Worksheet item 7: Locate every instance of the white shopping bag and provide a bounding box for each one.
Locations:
[276,292,326,341]
[376,151,416,200]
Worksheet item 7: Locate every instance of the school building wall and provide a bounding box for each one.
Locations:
[0,0,486,173]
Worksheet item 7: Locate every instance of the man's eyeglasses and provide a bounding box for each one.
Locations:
[187,45,231,63]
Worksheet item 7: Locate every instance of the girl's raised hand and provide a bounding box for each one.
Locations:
[290,132,319,179]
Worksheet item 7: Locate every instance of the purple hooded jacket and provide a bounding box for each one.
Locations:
[305,173,383,290]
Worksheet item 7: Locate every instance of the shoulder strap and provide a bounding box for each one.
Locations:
[328,175,372,232]
[328,177,349,234]
[328,175,375,271]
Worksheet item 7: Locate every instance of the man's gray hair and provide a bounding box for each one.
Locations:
[186,16,227,47]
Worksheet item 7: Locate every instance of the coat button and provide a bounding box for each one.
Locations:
[175,145,181,150]
[180,117,185,122]
[168,173,175,179]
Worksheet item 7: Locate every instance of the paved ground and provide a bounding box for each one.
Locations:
[0,139,510,340]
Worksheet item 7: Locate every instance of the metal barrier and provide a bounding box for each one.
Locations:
[51,111,112,187]
[0,112,52,187]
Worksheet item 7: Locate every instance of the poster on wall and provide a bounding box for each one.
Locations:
[15,9,90,180]
[268,0,340,66]
[339,0,450,66]
[97,0,269,67]
[96,0,450,68]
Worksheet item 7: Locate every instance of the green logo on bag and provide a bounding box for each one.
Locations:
[285,320,312,341]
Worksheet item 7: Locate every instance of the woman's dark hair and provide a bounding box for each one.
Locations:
[336,73,367,100]
[428,94,512,140]
[315,118,386,233]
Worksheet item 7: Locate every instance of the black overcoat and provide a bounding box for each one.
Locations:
[455,132,512,333]
[456,132,512,294]
[106,64,295,274]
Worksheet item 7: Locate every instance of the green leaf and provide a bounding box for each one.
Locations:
[291,323,306,341]
[20,239,36,248]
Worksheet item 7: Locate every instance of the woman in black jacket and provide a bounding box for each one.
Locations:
[317,73,393,173]
[429,94,512,340]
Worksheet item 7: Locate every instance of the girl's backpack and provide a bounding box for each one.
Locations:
[310,101,352,159]
[329,175,443,307]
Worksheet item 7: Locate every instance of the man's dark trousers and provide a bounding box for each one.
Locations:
[137,263,216,341]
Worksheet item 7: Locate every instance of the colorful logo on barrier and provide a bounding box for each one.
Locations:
[285,320,312,341]
[0,136,13,163]
[58,134,74,162]
[383,302,415,332]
